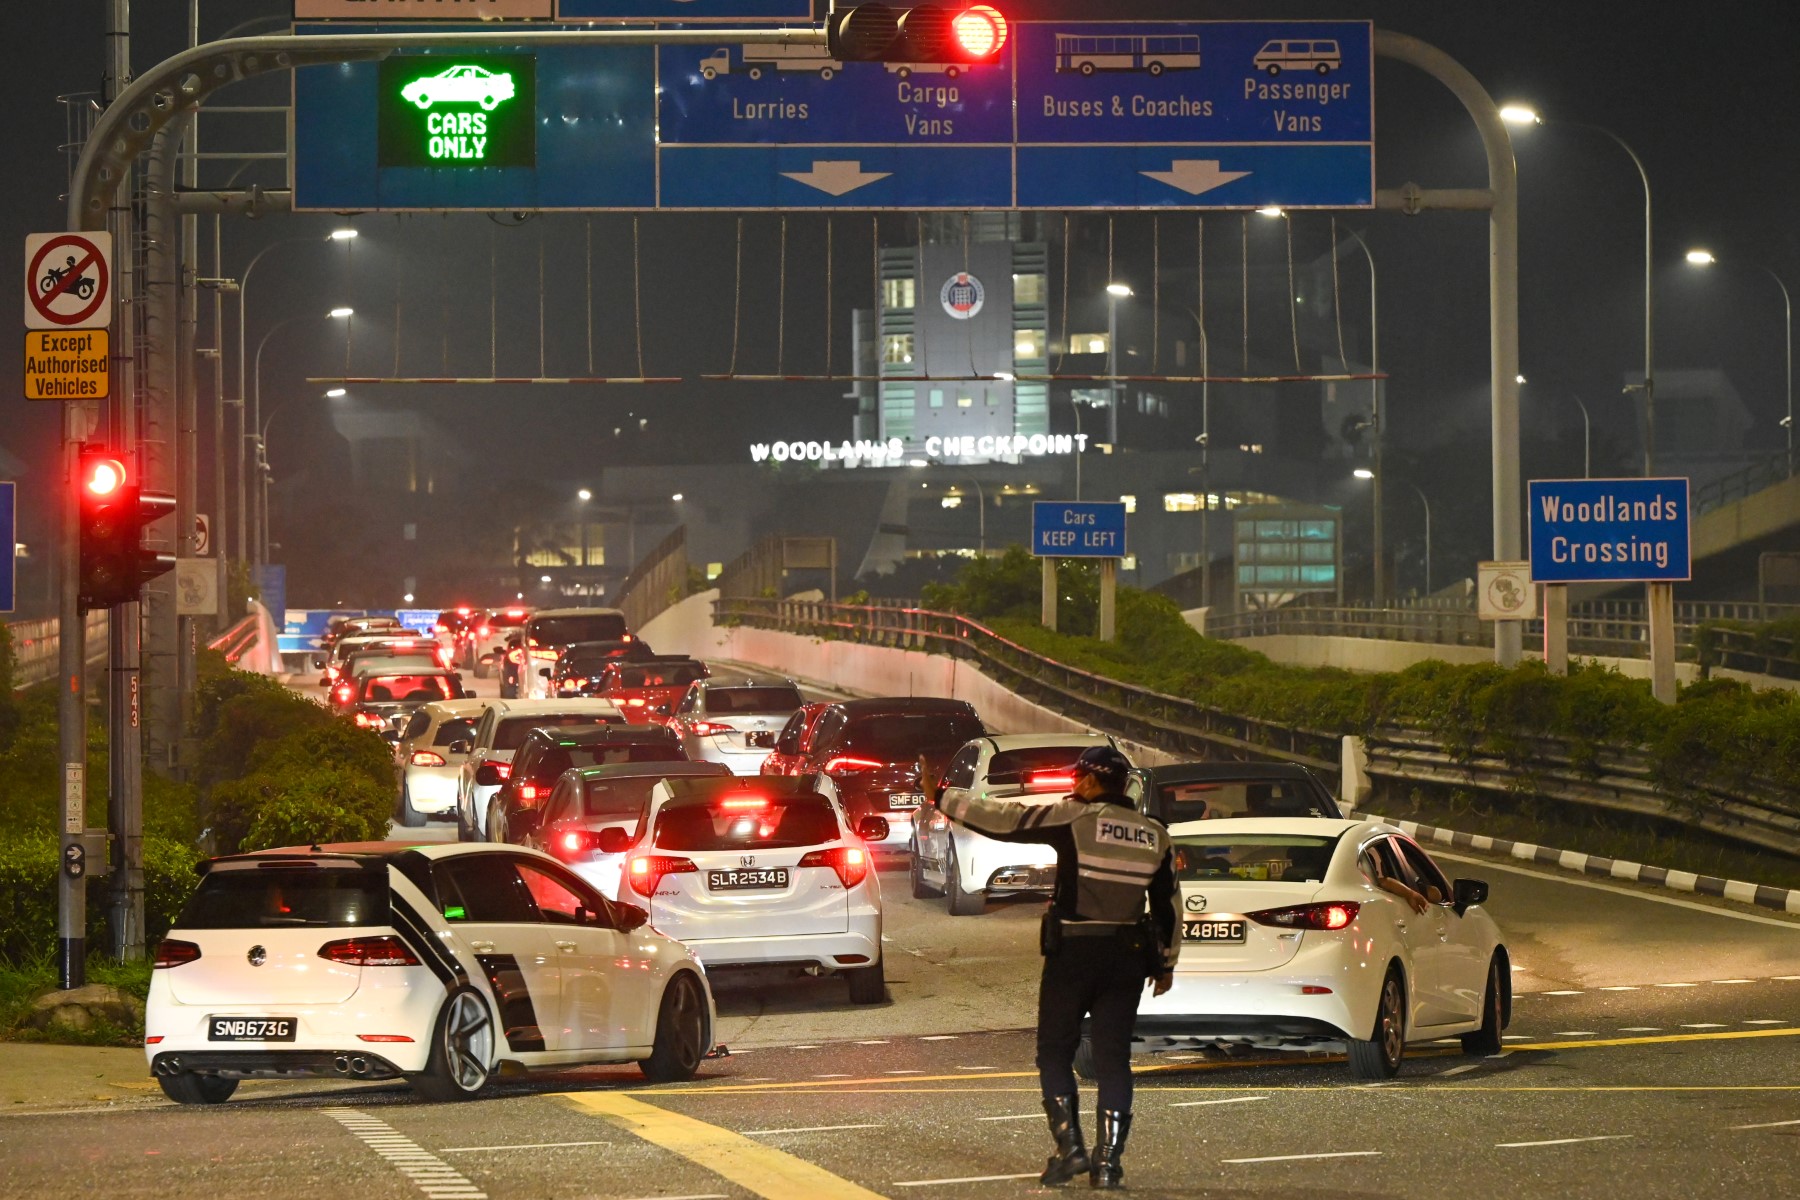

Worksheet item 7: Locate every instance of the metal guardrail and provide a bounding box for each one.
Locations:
[720,596,1800,856]
[615,525,689,634]
[6,611,109,690]
[1693,447,1797,516]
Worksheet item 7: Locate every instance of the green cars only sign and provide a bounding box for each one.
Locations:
[379,55,537,169]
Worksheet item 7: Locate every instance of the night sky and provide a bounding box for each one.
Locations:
[4,1,1796,582]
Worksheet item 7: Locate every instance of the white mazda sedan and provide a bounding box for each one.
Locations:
[145,842,716,1104]
[1111,818,1507,1079]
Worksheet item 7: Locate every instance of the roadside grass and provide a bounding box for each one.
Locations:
[1372,786,1800,892]
[0,955,151,1047]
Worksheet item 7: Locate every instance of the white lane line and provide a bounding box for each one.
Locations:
[1681,1023,1729,1030]
[1433,849,1800,929]
[1744,1020,1790,1026]
[1485,1050,1514,1060]
[618,1195,727,1200]
[743,1124,885,1136]
[1542,990,1585,996]
[322,1108,487,1200]
[893,1173,1041,1187]
[1712,979,1755,984]
[1655,982,1699,988]
[919,1035,960,1041]
[790,1045,820,1050]
[1618,1027,1663,1033]
[1171,1096,1268,1107]
[975,1114,1043,1122]
[1731,1119,1800,1130]
[955,1066,1001,1071]
[884,1069,924,1075]
[812,1074,853,1079]
[1774,976,1800,981]
[855,1040,891,1045]
[439,1141,612,1153]
[1439,1064,1482,1077]
[1597,986,1640,992]
[1553,1031,1599,1037]
[1501,1035,1529,1041]
[1497,1135,1632,1149]
[1223,1151,1381,1165]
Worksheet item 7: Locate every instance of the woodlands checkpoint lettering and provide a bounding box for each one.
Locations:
[749,432,1091,465]
[1537,490,1684,571]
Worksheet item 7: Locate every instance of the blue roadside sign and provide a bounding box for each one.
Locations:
[0,482,15,614]
[1528,478,1691,584]
[1033,501,1128,559]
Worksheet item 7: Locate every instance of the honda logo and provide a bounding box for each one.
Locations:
[739,855,756,868]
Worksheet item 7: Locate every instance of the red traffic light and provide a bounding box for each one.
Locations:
[951,5,1006,59]
[84,457,126,497]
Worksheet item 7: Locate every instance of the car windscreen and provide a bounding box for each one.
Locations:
[176,865,389,928]
[652,796,840,851]
[1156,779,1335,821]
[617,663,706,689]
[986,746,1094,787]
[838,713,982,761]
[494,713,618,750]
[705,686,803,714]
[567,742,685,769]
[530,614,628,645]
[360,675,456,703]
[581,777,661,823]
[1169,833,1341,884]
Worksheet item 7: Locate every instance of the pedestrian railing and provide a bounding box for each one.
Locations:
[1692,448,1798,517]
[615,525,689,634]
[6,611,109,690]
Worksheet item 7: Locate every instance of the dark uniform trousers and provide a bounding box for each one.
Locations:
[1036,929,1150,1112]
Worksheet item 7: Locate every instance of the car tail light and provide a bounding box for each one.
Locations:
[355,712,385,729]
[1248,902,1360,931]
[553,829,600,862]
[491,762,511,780]
[717,796,768,811]
[153,940,201,969]
[434,624,448,633]
[334,684,354,703]
[435,648,452,667]
[477,625,491,638]
[357,1034,416,1043]
[1024,770,1077,791]
[318,936,421,967]
[569,677,588,689]
[506,609,525,617]
[626,697,646,707]
[1300,985,1335,995]
[824,755,885,773]
[144,1036,164,1044]
[456,607,471,616]
[690,721,736,736]
[622,633,634,642]
[410,751,447,767]
[530,649,558,661]
[326,665,341,680]
[517,783,540,802]
[799,845,869,888]
[626,854,697,897]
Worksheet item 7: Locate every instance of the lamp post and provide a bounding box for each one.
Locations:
[1340,229,1383,602]
[947,479,987,555]
[1503,107,1656,475]
[251,308,354,568]
[1105,283,1131,449]
[1684,249,1793,457]
[1405,481,1434,596]
[1568,392,1592,478]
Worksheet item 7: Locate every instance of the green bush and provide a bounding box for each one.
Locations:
[240,763,394,851]
[0,833,202,963]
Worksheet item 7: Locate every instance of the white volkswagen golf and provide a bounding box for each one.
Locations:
[145,842,716,1104]
[619,775,890,1004]
[1109,817,1507,1079]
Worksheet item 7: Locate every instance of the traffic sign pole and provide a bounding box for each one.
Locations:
[1543,583,1568,676]
[1648,583,1677,704]
[1041,556,1057,633]
[1099,558,1117,644]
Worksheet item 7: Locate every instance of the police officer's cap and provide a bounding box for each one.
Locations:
[1072,745,1131,786]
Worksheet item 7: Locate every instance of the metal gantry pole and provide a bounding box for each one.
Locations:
[1342,230,1382,603]
[1764,267,1794,456]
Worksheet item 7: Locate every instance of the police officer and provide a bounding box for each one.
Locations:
[938,744,1178,1189]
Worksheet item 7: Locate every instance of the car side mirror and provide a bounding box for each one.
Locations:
[474,763,503,787]
[615,901,649,931]
[311,653,326,668]
[379,729,401,744]
[447,738,473,756]
[538,667,551,678]
[596,826,634,855]
[1452,877,1488,915]
[856,815,891,843]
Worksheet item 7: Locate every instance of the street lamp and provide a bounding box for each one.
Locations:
[325,387,346,398]
[1505,104,1656,475]
[671,493,684,502]
[1569,393,1592,479]
[577,488,592,502]
[947,478,987,555]
[1685,248,1793,455]
[329,228,359,242]
[251,308,355,567]
[1105,283,1132,448]
[1405,481,1434,597]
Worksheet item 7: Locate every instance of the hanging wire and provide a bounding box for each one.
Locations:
[538,220,547,380]
[1285,214,1302,373]
[585,216,595,376]
[1055,214,1071,374]
[343,231,355,374]
[489,223,497,378]
[777,215,788,376]
[392,237,402,378]
[728,216,744,377]
[825,216,834,378]
[1240,214,1249,374]
[1151,215,1161,374]
[962,211,978,380]
[1330,216,1349,371]
[632,216,646,379]
[872,213,881,380]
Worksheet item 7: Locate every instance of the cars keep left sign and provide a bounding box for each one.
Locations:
[25,232,112,330]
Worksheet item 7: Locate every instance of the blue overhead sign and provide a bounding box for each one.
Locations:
[1528,478,1692,584]
[555,1,811,20]
[295,20,1374,211]
[0,482,14,614]
[1034,501,1128,560]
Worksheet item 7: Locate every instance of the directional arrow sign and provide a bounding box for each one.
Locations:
[780,161,894,196]
[1141,160,1252,196]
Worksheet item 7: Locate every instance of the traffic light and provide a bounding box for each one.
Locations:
[827,4,1010,65]
[77,449,175,611]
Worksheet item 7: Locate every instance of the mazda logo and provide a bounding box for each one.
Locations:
[1184,894,1208,913]
[247,945,267,967]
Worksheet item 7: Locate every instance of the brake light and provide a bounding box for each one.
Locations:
[824,755,884,773]
[334,684,354,703]
[799,845,869,888]
[456,607,471,616]
[529,649,558,661]
[622,633,634,642]
[355,712,385,729]
[434,624,447,633]
[517,783,540,802]
[491,762,511,780]
[507,609,525,617]
[718,796,768,811]
[626,697,646,707]
[326,665,341,680]
[477,625,491,637]
[318,936,421,967]
[690,721,736,736]
[626,854,697,897]
[410,751,447,767]
[153,940,201,969]
[435,648,452,667]
[554,829,600,862]
[569,678,588,689]
[1248,902,1360,931]
[1024,770,1077,791]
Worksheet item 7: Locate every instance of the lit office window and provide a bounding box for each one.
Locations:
[1119,495,1136,513]
[1068,332,1109,355]
[883,278,916,309]
[929,389,945,408]
[957,393,974,407]
[883,334,914,365]
[1163,493,1202,512]
[1014,273,1047,303]
[1013,329,1046,359]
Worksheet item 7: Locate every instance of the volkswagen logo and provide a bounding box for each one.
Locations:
[247,945,267,967]
[1184,894,1208,913]
[739,855,756,868]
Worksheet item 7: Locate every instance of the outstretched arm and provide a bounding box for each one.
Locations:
[938,790,1086,844]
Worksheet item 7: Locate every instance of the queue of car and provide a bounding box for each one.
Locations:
[142,606,1505,1107]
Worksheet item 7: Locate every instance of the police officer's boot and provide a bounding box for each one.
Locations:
[1039,1094,1089,1185]
[1089,1109,1131,1189]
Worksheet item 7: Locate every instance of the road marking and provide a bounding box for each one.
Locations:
[1171,1095,1268,1107]
[1223,1151,1381,1164]
[1681,1024,1728,1029]
[1504,1027,1800,1052]
[1440,1064,1482,1077]
[1433,850,1800,929]
[1618,1027,1662,1032]
[1774,976,1800,981]
[1731,1119,1800,1130]
[1554,1031,1599,1037]
[1496,1135,1632,1148]
[884,1070,924,1075]
[439,1141,610,1153]
[1654,982,1698,988]
[1744,1020,1789,1026]
[1542,990,1585,996]
[893,1174,1040,1187]
[813,1074,853,1079]
[975,1114,1043,1122]
[556,1092,885,1200]
[743,1124,885,1136]
[955,1066,1000,1071]
[322,1108,487,1199]
[919,1035,960,1041]
[1501,1035,1529,1040]
[1598,986,1639,991]
[1713,979,1756,984]
[855,1040,890,1045]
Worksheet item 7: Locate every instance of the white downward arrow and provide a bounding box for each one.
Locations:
[1141,159,1252,196]
[780,160,893,196]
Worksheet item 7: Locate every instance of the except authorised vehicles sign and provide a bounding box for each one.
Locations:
[1528,478,1692,584]
[24,330,109,401]
[24,232,112,330]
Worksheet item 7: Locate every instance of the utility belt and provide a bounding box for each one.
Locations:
[1039,912,1135,956]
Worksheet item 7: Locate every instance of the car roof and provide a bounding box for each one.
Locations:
[419,699,489,720]
[570,760,731,782]
[529,607,627,619]
[1163,816,1369,839]
[361,666,456,678]
[526,723,679,746]
[704,676,797,689]
[983,733,1112,752]
[492,698,624,716]
[832,697,978,718]
[210,841,561,868]
[1147,762,1324,784]
[654,775,829,809]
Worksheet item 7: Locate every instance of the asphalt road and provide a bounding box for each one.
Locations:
[59,657,1787,1197]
